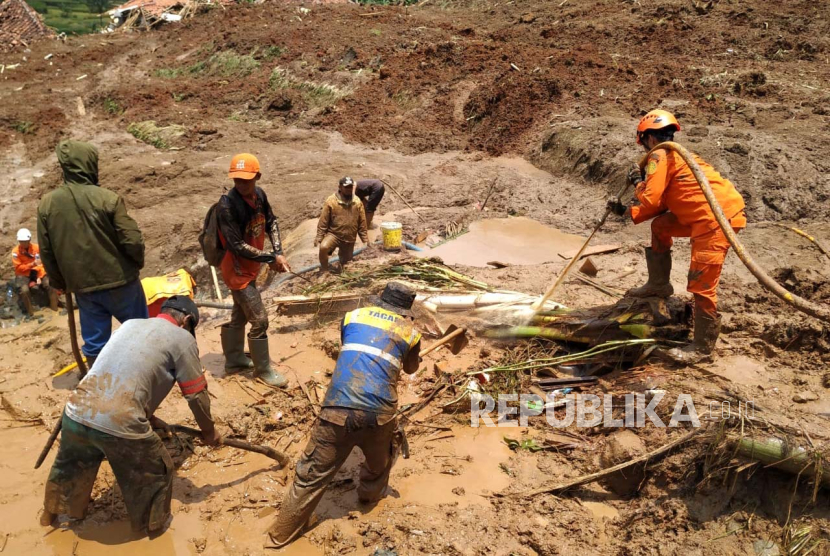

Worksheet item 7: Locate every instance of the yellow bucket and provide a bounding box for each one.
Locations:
[381,221,403,251]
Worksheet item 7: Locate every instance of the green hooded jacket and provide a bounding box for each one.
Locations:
[37,140,145,293]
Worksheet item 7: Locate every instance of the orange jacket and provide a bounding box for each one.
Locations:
[12,243,47,279]
[630,149,746,237]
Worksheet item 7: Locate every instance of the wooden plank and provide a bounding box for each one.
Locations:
[273,293,369,316]
[558,244,620,260]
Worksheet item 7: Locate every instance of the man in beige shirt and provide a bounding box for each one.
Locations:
[314,177,369,274]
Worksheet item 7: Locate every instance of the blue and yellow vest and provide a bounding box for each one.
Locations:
[322,306,422,415]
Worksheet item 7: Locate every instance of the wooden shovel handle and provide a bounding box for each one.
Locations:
[171,425,289,467]
[421,327,465,357]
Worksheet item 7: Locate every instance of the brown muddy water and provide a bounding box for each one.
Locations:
[420,217,586,267]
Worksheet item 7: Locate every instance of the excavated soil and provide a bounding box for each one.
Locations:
[0,0,829,554]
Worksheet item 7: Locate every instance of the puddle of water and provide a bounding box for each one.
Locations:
[42,513,200,556]
[418,217,586,267]
[582,501,620,521]
[392,425,515,508]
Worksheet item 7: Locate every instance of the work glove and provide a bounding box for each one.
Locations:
[628,163,644,185]
[606,197,627,217]
[627,163,644,186]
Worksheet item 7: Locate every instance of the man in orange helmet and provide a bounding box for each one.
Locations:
[607,109,746,363]
[217,153,291,387]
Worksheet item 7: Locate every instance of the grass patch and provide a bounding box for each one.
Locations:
[263,45,286,60]
[29,0,119,35]
[392,89,418,110]
[155,49,260,80]
[269,67,351,108]
[12,121,34,134]
[103,98,122,115]
[370,28,382,36]
[208,50,260,77]
[127,121,185,150]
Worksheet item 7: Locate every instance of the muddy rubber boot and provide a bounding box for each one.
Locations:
[22,292,35,316]
[48,288,59,312]
[249,337,288,388]
[667,311,721,365]
[365,211,375,230]
[627,247,674,298]
[40,509,56,527]
[221,326,254,373]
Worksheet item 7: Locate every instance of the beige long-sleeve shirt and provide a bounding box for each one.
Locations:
[315,193,369,245]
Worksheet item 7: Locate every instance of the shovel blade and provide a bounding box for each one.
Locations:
[443,324,469,355]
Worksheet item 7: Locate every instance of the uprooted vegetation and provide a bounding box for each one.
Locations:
[268,67,351,109]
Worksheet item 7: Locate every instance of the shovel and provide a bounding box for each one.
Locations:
[420,324,469,357]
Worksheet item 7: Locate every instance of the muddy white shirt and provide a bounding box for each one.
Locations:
[65,316,206,440]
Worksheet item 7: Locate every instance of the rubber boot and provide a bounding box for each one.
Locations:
[48,288,59,312]
[249,337,288,388]
[221,326,254,373]
[627,247,674,298]
[365,211,375,230]
[667,310,721,364]
[21,292,34,316]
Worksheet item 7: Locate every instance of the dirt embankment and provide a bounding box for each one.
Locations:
[1,0,828,225]
[0,1,829,554]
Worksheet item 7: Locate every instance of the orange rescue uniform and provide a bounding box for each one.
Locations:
[629,149,746,317]
[12,243,47,280]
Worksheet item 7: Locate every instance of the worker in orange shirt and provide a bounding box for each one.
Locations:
[216,153,291,387]
[12,228,58,315]
[607,110,746,363]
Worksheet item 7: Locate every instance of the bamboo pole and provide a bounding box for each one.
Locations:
[731,435,830,488]
[379,178,428,223]
[531,160,643,317]
[772,223,830,259]
[210,266,223,301]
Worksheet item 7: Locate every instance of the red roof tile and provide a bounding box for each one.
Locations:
[0,0,55,50]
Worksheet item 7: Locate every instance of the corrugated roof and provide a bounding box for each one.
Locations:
[0,0,54,49]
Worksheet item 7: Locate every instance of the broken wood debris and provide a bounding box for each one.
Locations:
[558,244,620,260]
[502,427,707,498]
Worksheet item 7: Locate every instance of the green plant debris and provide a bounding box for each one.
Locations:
[503,436,546,452]
[473,339,656,375]
[263,45,286,60]
[127,121,185,150]
[103,98,122,115]
[155,49,260,80]
[12,121,34,134]
[302,259,490,296]
[269,67,351,108]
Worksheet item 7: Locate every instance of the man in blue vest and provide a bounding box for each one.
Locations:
[266,282,422,548]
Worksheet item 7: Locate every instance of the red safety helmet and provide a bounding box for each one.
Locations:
[636,110,681,144]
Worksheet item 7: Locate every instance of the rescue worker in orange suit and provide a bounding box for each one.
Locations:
[12,228,58,315]
[607,110,746,363]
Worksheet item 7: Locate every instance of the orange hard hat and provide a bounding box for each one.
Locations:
[228,153,261,179]
[636,110,681,144]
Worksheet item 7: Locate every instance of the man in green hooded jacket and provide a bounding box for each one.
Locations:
[37,140,148,369]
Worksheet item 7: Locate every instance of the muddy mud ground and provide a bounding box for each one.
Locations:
[1,0,829,554]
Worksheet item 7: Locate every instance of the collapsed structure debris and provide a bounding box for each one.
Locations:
[106,0,232,32]
[0,0,55,50]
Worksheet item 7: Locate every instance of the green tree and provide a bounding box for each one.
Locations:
[84,0,113,28]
